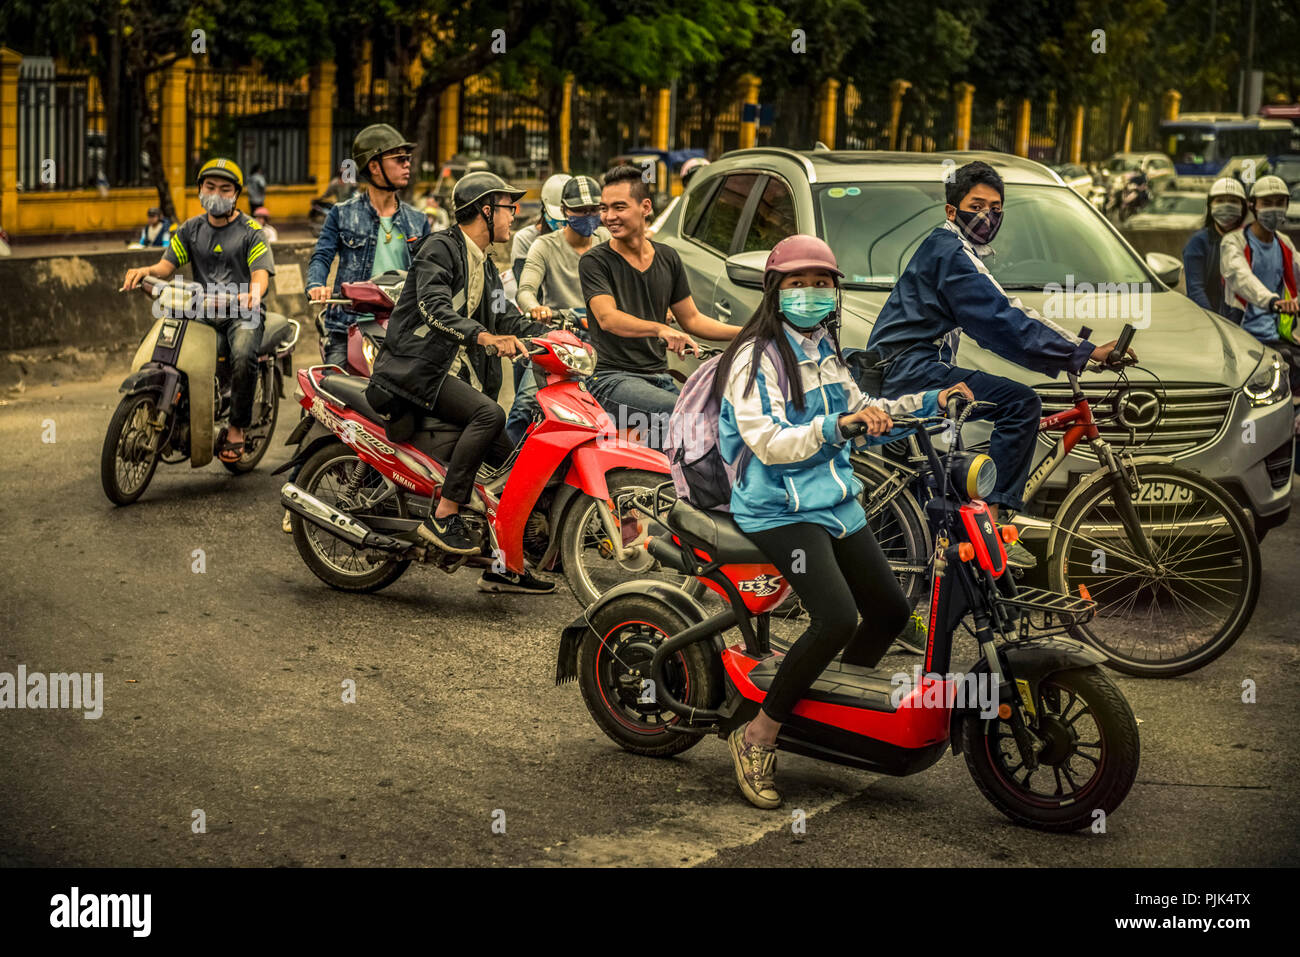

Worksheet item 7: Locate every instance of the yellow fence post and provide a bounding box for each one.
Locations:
[559,74,574,173]
[1162,89,1181,122]
[953,82,974,151]
[818,78,840,147]
[1070,104,1085,164]
[738,74,760,150]
[889,79,912,149]
[438,84,460,169]
[307,60,335,194]
[651,86,670,151]
[1014,98,1032,157]
[162,58,191,220]
[0,48,20,232]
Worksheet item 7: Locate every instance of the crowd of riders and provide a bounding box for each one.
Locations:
[132,119,1280,811]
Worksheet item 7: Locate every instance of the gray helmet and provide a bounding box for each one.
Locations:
[352,124,416,189]
[562,175,601,210]
[453,171,526,215]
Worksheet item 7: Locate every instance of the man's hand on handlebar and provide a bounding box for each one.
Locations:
[937,381,975,409]
[122,267,154,291]
[657,326,699,358]
[478,332,528,358]
[840,406,894,437]
[307,286,331,303]
[1090,338,1137,367]
[1273,299,1300,314]
[529,305,553,322]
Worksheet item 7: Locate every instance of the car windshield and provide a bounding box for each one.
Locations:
[1149,193,1205,215]
[1106,157,1141,173]
[815,182,1149,289]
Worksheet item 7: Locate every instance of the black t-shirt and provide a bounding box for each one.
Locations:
[579,240,692,373]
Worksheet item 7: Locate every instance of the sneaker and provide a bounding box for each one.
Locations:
[1001,536,1038,570]
[416,513,478,555]
[728,726,782,809]
[892,613,927,655]
[477,569,556,594]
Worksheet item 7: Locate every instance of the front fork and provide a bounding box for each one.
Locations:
[1092,440,1161,568]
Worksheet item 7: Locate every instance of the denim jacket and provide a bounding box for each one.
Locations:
[307,192,431,334]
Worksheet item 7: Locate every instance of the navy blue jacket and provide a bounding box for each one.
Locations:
[867,221,1095,378]
[1182,226,1234,317]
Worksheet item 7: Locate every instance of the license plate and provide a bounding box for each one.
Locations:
[1133,481,1194,504]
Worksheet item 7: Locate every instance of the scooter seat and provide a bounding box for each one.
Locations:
[746,656,899,712]
[260,312,295,356]
[319,373,457,440]
[666,499,770,564]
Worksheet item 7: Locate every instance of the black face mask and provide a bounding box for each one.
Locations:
[954,207,1003,245]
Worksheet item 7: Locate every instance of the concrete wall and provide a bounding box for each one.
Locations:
[0,240,321,352]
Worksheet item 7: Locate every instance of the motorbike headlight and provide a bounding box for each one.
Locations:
[550,403,594,428]
[362,336,378,372]
[556,343,596,377]
[1243,350,1288,407]
[949,452,997,500]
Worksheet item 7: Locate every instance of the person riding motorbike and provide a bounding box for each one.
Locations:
[511,173,571,279]
[365,171,554,594]
[504,174,611,443]
[712,235,973,809]
[121,157,275,462]
[307,124,431,366]
[1183,177,1247,320]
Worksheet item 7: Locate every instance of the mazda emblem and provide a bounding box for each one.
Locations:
[1116,389,1160,429]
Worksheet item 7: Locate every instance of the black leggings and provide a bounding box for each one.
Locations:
[746,522,911,724]
[430,374,513,504]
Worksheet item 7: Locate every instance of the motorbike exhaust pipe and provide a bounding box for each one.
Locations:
[280,483,408,552]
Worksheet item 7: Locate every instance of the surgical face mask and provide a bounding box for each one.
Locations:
[1210,202,1243,228]
[567,213,601,237]
[954,207,1002,245]
[543,212,565,232]
[779,287,837,329]
[200,192,237,217]
[1255,207,1288,233]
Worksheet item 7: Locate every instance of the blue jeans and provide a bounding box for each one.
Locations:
[587,369,680,452]
[884,356,1041,512]
[504,365,541,445]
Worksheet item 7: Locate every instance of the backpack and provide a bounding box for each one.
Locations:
[665,341,788,511]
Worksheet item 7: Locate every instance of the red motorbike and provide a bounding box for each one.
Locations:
[311,270,404,376]
[276,317,700,605]
[557,398,1140,831]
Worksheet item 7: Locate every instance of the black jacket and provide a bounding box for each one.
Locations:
[368,224,545,412]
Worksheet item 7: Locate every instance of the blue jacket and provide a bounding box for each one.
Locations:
[1182,226,1236,317]
[867,221,1095,380]
[306,192,430,334]
[719,326,939,537]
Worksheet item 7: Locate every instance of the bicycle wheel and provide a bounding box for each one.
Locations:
[1048,464,1260,677]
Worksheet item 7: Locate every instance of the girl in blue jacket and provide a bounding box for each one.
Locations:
[712,235,972,809]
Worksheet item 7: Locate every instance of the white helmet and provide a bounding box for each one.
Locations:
[541,173,573,222]
[1249,175,1290,199]
[1210,177,1247,200]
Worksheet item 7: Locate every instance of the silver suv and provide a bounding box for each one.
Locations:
[654,147,1294,536]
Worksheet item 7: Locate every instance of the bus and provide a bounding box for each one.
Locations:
[1158,113,1293,176]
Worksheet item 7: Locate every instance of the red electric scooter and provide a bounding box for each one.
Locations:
[276,318,699,605]
[557,398,1141,831]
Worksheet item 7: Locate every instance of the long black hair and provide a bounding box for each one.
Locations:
[709,271,843,414]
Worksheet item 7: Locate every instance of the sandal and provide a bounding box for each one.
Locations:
[216,429,244,463]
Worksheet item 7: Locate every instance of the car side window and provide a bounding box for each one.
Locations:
[689,173,758,254]
[741,177,797,252]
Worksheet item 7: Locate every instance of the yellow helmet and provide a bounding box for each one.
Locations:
[196,157,244,190]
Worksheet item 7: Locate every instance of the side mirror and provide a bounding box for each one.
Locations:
[1145,251,1182,287]
[725,250,771,289]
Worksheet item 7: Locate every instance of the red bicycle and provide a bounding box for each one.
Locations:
[853,323,1261,677]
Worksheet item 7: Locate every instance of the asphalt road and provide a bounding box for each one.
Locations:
[1,371,1297,867]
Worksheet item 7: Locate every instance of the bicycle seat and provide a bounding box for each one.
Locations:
[665,500,770,564]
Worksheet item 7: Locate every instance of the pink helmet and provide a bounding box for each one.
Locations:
[764,235,843,278]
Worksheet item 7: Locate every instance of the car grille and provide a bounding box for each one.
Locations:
[1033,381,1235,458]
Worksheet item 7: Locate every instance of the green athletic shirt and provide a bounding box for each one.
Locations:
[164,212,276,287]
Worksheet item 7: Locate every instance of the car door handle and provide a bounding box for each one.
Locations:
[716,300,731,320]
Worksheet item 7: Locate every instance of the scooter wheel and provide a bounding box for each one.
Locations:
[578,594,716,757]
[962,665,1139,832]
[101,392,163,505]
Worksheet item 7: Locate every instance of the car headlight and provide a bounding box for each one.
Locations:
[1243,351,1288,407]
[556,343,596,377]
[949,452,997,500]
